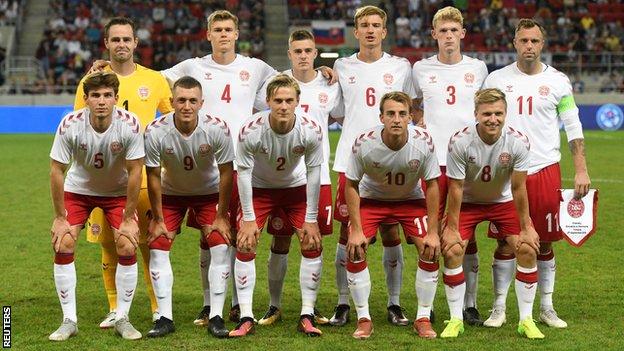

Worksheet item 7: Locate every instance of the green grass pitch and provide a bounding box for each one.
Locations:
[1,131,623,350]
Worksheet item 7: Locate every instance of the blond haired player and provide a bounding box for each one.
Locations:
[411,6,489,325]
[330,5,416,327]
[253,29,342,327]
[74,17,173,328]
[50,72,144,341]
[482,19,590,329]
[440,88,543,339]
[231,74,325,337]
[345,92,441,339]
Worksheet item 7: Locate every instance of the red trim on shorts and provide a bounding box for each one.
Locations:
[346,260,367,273]
[118,255,137,266]
[302,249,322,258]
[494,252,515,260]
[54,252,74,265]
[418,259,439,272]
[149,236,172,251]
[236,251,256,262]
[516,269,538,284]
[537,250,554,261]
[207,230,228,247]
[465,241,478,255]
[443,272,465,287]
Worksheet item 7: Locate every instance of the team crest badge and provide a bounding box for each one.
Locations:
[383,73,394,85]
[165,147,174,154]
[318,92,328,104]
[110,141,123,154]
[199,143,211,156]
[505,85,513,92]
[538,85,550,96]
[292,145,305,155]
[567,198,584,218]
[91,223,101,235]
[339,204,349,217]
[271,217,284,230]
[348,76,356,84]
[429,75,437,84]
[138,86,150,100]
[498,152,511,166]
[464,73,475,84]
[239,70,250,81]
[408,159,420,172]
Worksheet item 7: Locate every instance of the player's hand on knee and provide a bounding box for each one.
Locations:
[209,214,232,246]
[51,217,73,252]
[87,59,110,75]
[147,218,171,244]
[517,227,540,253]
[346,229,367,262]
[440,227,464,257]
[420,232,441,262]
[237,220,259,252]
[116,217,139,248]
[300,221,322,251]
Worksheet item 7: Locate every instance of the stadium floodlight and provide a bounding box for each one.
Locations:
[320,52,339,58]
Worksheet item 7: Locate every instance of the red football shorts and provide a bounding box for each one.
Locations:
[267,184,333,236]
[162,194,219,232]
[64,192,129,229]
[458,201,520,241]
[239,185,307,231]
[354,198,429,239]
[187,171,239,230]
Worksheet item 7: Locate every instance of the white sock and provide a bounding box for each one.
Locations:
[335,243,349,305]
[267,251,288,308]
[515,265,538,321]
[300,254,323,316]
[463,252,479,309]
[115,262,138,320]
[383,244,403,307]
[538,255,556,310]
[54,262,77,323]
[200,246,211,307]
[234,257,256,319]
[208,244,230,319]
[347,265,371,320]
[444,266,465,320]
[491,256,515,309]
[229,246,239,307]
[149,249,173,320]
[416,262,438,319]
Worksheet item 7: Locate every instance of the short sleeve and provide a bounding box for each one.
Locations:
[445,137,467,180]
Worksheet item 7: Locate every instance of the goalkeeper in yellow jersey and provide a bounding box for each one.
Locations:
[74,17,173,328]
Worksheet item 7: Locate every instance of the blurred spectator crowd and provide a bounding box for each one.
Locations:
[31,0,265,94]
[287,0,362,23]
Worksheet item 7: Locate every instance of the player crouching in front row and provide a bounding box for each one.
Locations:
[230,74,325,337]
[49,72,144,341]
[345,91,442,339]
[439,88,544,339]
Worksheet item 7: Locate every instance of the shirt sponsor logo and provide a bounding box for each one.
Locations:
[199,143,211,156]
[464,73,475,84]
[408,159,420,172]
[138,86,150,100]
[538,85,550,96]
[239,70,250,82]
[498,152,511,167]
[292,145,305,155]
[318,92,328,104]
[383,73,394,85]
[567,198,584,218]
[110,141,123,154]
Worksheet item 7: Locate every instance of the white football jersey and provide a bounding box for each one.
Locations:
[333,52,416,172]
[237,110,324,188]
[446,124,531,204]
[50,107,145,196]
[144,113,235,196]
[346,125,440,201]
[161,54,277,158]
[483,62,583,174]
[412,55,488,165]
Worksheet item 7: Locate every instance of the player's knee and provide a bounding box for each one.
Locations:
[495,239,514,256]
[301,239,322,252]
[115,236,136,256]
[539,242,552,255]
[516,242,537,263]
[444,243,464,262]
[56,233,76,253]
[271,235,292,254]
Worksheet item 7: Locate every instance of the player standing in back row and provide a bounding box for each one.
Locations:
[482,18,591,329]
[330,5,416,328]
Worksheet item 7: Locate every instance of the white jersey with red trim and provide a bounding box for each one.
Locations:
[161,54,277,156]
[446,124,531,203]
[346,125,440,201]
[237,110,324,188]
[144,113,235,196]
[333,52,416,172]
[412,55,488,165]
[483,62,583,174]
[50,107,144,196]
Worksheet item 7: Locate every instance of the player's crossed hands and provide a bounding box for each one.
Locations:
[51,217,74,253]
[207,214,232,246]
[421,231,442,262]
[116,217,140,248]
[237,220,260,252]
[346,228,368,262]
[147,218,174,244]
[299,221,322,251]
